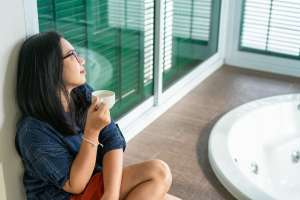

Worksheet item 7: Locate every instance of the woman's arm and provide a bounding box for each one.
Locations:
[64,97,111,194]
[101,149,124,200]
[63,130,99,194]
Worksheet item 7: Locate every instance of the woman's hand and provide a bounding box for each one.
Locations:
[84,96,111,141]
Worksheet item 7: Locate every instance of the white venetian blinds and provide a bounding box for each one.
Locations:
[108,0,154,85]
[162,0,212,71]
[162,0,174,71]
[173,0,212,41]
[240,0,300,58]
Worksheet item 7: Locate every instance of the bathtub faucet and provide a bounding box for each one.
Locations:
[291,150,300,163]
[250,162,258,174]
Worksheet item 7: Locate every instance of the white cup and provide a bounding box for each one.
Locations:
[92,90,115,109]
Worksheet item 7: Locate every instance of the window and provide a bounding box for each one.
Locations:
[37,0,154,119]
[162,0,221,90]
[240,0,300,59]
[37,0,221,117]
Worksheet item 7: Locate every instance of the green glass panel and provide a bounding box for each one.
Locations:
[37,0,154,119]
[163,0,221,90]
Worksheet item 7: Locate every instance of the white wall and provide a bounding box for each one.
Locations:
[0,0,27,199]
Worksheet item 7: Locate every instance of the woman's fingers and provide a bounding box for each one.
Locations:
[85,97,111,136]
[92,99,107,112]
[90,96,110,120]
[91,96,100,111]
[97,102,107,112]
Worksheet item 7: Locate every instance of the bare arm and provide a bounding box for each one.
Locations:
[63,130,99,194]
[63,97,111,194]
[101,149,124,200]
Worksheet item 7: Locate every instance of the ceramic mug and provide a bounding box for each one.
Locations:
[92,90,115,109]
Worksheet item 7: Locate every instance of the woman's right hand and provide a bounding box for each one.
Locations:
[84,96,111,140]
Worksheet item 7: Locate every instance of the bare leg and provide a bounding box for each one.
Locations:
[119,159,172,200]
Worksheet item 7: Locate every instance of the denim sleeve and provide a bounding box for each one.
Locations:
[21,128,72,189]
[80,83,94,102]
[96,121,127,165]
[72,83,94,106]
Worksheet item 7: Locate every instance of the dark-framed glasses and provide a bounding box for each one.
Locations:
[63,50,81,63]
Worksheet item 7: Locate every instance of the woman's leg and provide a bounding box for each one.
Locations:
[119,159,172,200]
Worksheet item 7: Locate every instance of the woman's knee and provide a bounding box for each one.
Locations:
[147,159,172,189]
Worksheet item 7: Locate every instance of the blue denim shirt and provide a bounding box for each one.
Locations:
[15,84,126,200]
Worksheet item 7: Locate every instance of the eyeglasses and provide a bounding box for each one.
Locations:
[63,50,81,63]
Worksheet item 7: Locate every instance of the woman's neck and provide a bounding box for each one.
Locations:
[61,96,69,112]
[61,86,75,112]
[61,91,71,112]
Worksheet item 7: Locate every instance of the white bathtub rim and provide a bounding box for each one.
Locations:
[208,93,300,200]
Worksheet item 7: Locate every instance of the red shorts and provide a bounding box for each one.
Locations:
[69,173,104,200]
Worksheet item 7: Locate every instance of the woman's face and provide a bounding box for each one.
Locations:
[60,38,86,92]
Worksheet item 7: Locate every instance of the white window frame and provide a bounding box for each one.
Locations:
[23,0,227,141]
[225,0,300,77]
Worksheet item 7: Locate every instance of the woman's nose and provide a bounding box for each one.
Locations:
[79,56,85,65]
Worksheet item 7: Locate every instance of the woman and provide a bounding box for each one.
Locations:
[15,31,172,200]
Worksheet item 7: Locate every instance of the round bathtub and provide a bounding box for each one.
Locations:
[208,94,300,200]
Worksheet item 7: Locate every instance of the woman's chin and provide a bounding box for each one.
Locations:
[80,77,87,85]
[69,77,87,87]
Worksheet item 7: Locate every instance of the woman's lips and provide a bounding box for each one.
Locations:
[80,70,85,74]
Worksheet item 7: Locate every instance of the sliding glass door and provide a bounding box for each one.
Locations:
[162,0,221,90]
[37,0,154,119]
[37,0,221,118]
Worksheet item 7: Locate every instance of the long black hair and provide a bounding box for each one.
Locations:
[16,31,88,136]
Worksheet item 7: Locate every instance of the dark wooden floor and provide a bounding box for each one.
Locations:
[123,65,300,200]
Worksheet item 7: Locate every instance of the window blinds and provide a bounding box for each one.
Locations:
[173,0,212,41]
[37,0,154,118]
[162,0,174,71]
[37,0,220,117]
[143,0,155,85]
[240,0,300,58]
[107,0,154,85]
[162,0,215,85]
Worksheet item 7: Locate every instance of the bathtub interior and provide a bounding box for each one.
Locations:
[228,101,300,199]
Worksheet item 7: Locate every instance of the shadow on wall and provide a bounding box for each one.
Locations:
[196,114,237,200]
[0,40,26,200]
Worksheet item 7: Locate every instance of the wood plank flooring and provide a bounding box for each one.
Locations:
[123,65,300,200]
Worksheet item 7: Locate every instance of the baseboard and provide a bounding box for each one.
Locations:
[225,52,300,78]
